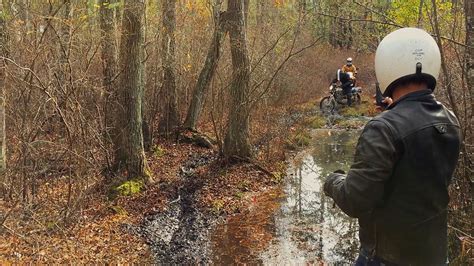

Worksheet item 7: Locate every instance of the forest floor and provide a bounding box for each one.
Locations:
[0,97,394,263]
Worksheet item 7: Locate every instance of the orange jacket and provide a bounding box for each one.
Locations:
[342,65,357,75]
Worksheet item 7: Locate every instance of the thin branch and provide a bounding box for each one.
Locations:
[313,11,471,48]
[249,37,322,110]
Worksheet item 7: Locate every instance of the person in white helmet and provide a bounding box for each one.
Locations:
[342,57,358,75]
[324,28,461,265]
[342,57,358,86]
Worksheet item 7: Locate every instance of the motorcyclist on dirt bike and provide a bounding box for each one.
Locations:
[342,57,358,86]
[332,69,355,107]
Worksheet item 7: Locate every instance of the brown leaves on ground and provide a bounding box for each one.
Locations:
[0,97,322,264]
[0,193,151,264]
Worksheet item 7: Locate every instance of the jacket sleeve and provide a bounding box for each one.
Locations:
[323,120,398,218]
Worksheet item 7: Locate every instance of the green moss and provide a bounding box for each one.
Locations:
[340,102,371,117]
[153,145,166,158]
[237,180,251,191]
[285,131,312,150]
[335,119,367,129]
[234,191,245,199]
[298,101,318,112]
[211,199,225,214]
[110,205,128,216]
[143,167,153,181]
[46,221,56,230]
[271,171,285,183]
[114,179,144,196]
[302,115,326,129]
[293,131,311,147]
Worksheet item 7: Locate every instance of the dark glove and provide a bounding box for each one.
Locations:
[323,170,346,196]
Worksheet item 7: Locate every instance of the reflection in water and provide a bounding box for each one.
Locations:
[211,129,361,265]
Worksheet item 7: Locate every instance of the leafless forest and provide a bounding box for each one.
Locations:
[0,0,472,263]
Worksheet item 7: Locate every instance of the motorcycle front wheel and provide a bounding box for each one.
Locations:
[353,94,361,105]
[320,96,336,113]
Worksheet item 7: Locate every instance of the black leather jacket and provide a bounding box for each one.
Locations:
[332,71,353,92]
[324,90,461,265]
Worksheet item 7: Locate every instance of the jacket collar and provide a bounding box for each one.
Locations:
[387,89,434,110]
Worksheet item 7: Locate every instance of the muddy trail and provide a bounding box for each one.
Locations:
[128,107,372,264]
[127,153,219,264]
[210,128,364,264]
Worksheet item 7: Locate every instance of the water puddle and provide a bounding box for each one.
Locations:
[211,129,362,264]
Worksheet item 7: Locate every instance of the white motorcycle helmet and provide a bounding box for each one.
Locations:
[375,28,441,96]
[346,57,353,66]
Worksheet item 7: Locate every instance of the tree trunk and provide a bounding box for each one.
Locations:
[223,0,252,159]
[57,0,71,122]
[183,4,228,130]
[158,0,180,136]
[431,0,459,118]
[141,2,151,151]
[464,0,474,216]
[465,0,474,125]
[99,0,120,168]
[117,0,149,179]
[0,0,8,171]
[417,0,424,27]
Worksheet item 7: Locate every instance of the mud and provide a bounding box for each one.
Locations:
[127,153,219,264]
[127,108,370,264]
[210,129,362,264]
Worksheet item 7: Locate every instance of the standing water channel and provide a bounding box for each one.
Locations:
[211,129,362,264]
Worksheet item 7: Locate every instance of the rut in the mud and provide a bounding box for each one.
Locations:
[131,154,218,264]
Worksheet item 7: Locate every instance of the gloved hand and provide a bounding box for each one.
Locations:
[324,170,346,197]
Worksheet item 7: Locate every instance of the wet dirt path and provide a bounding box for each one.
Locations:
[210,129,362,264]
[130,153,218,264]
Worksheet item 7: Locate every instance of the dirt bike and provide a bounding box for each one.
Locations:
[319,83,362,113]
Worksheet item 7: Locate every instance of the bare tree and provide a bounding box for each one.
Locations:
[58,0,71,107]
[183,1,228,130]
[223,0,252,159]
[99,0,120,169]
[116,0,149,179]
[465,0,474,125]
[464,0,474,204]
[417,0,425,27]
[431,0,459,117]
[0,0,8,171]
[158,0,180,136]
